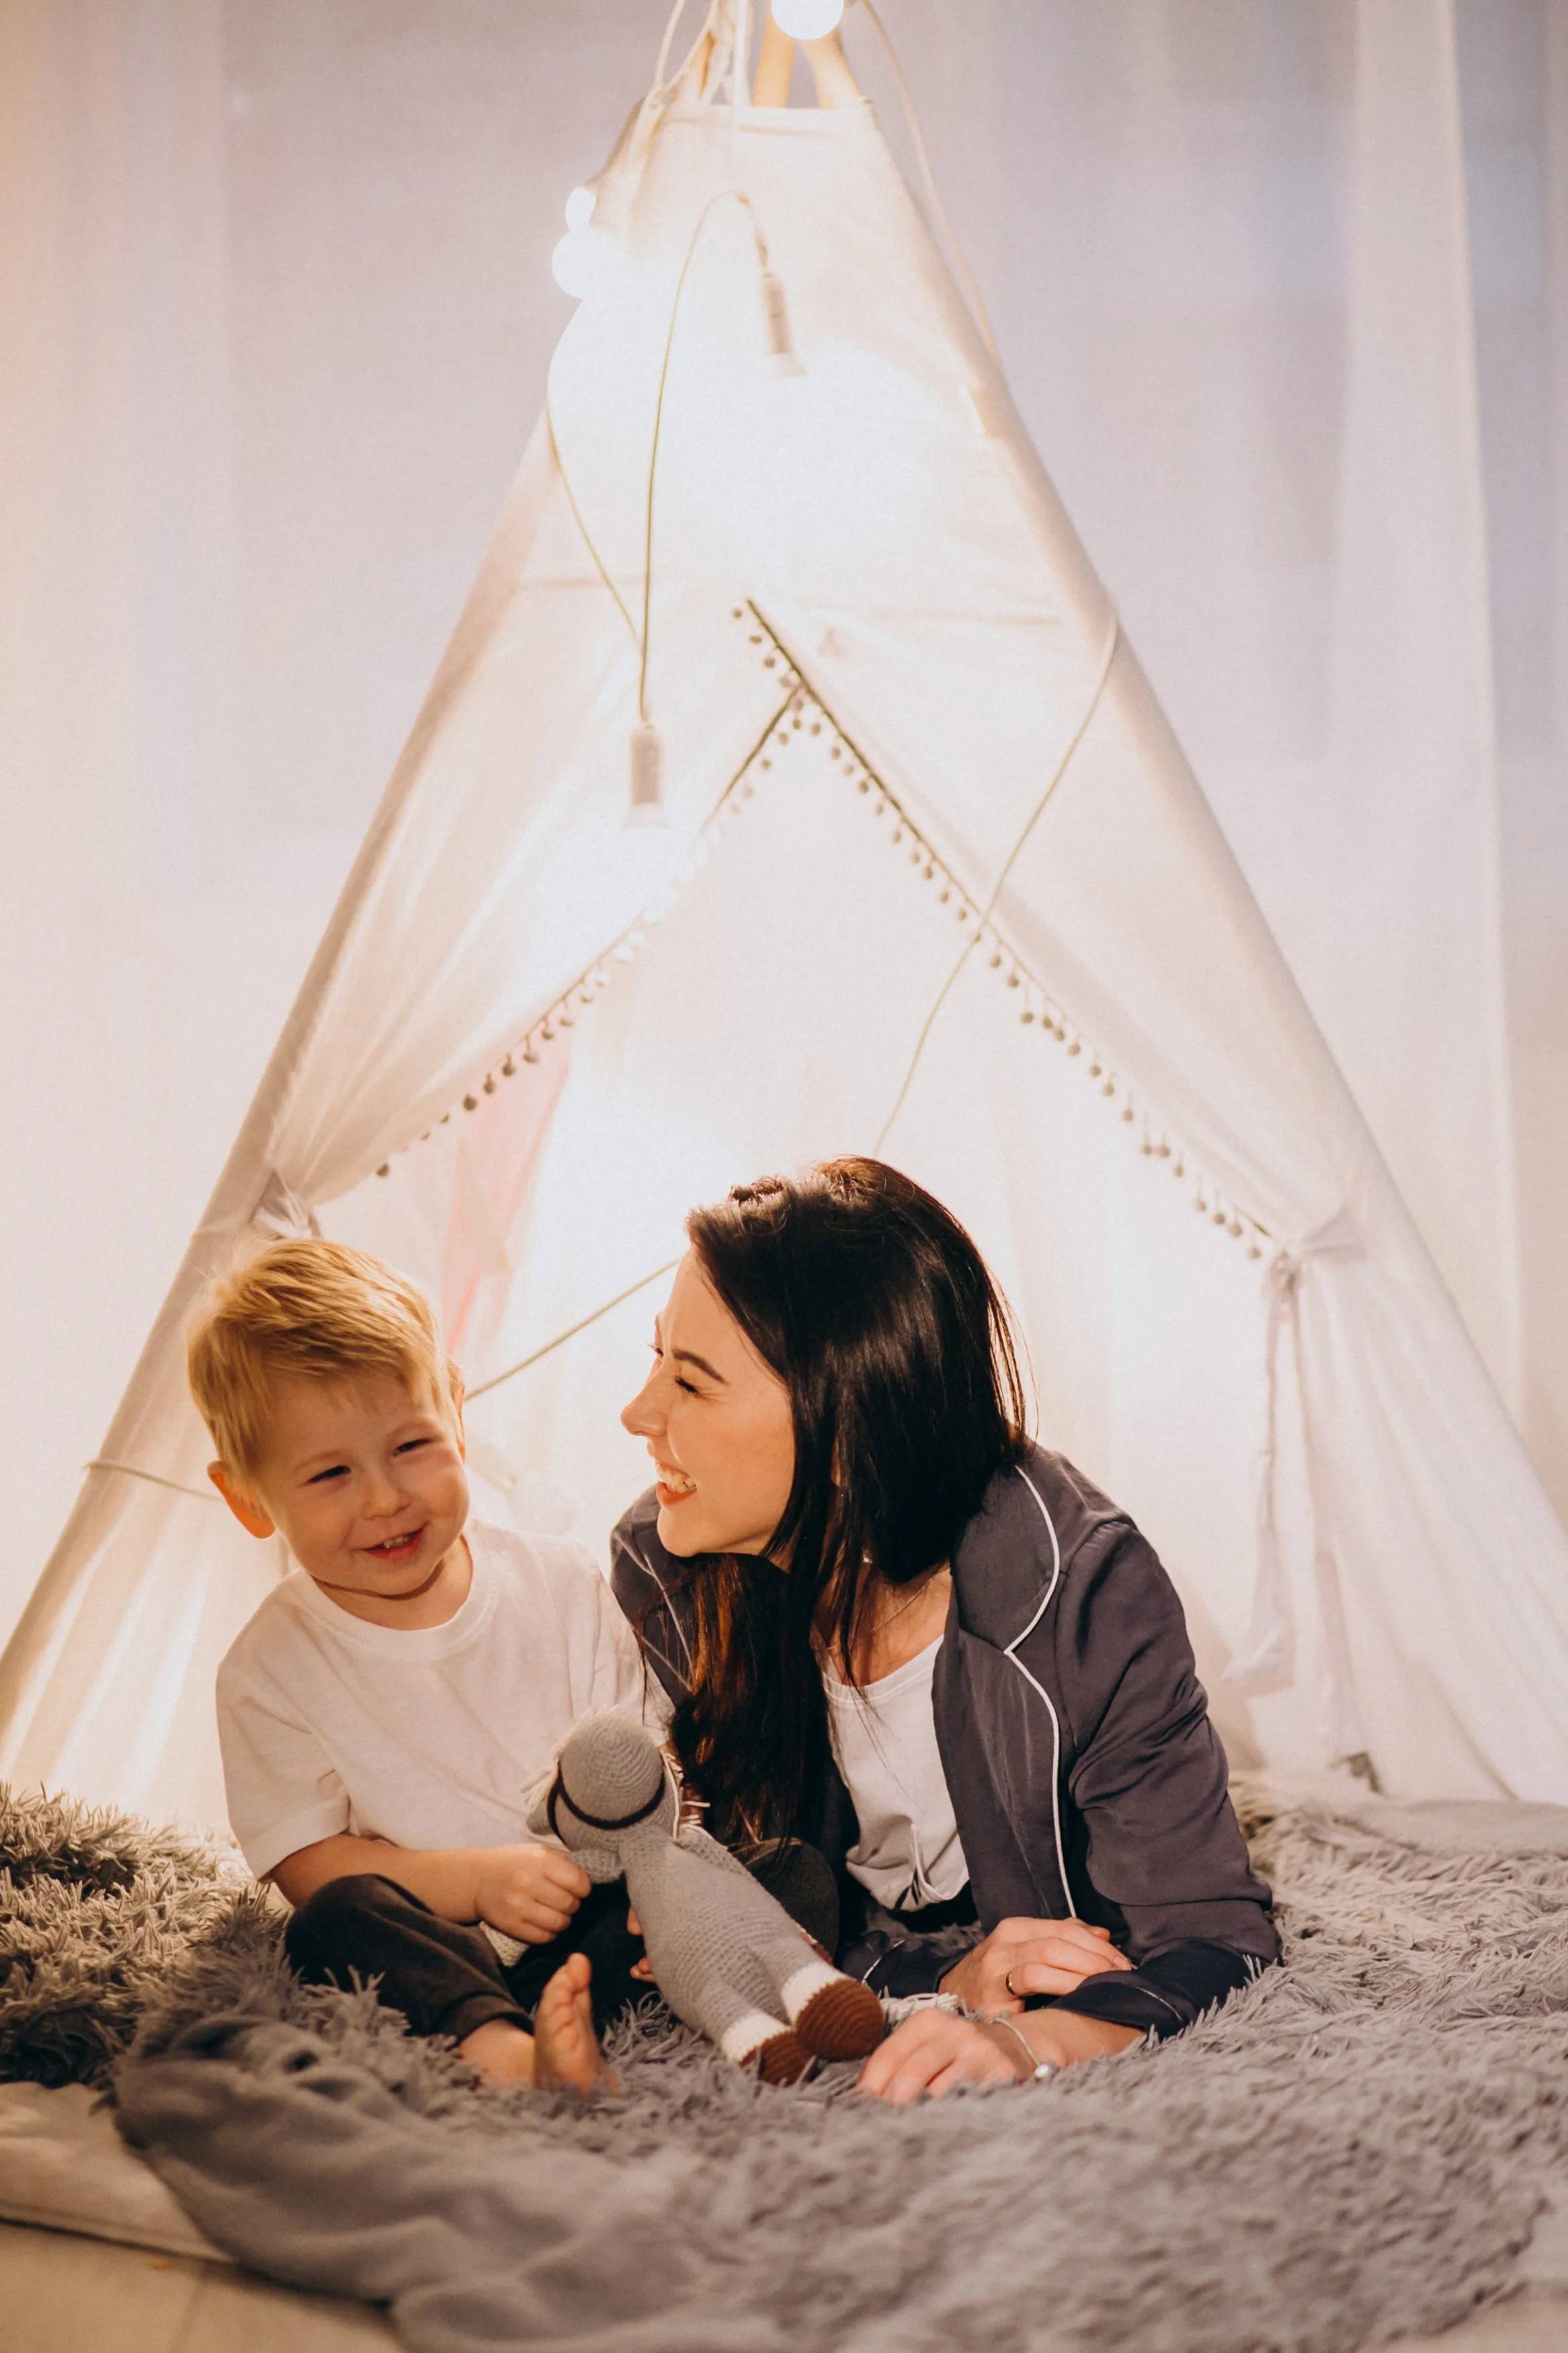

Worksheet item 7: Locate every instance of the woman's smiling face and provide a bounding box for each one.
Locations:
[620,1251,796,1558]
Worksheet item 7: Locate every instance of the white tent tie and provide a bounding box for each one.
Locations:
[249,1170,320,1241]
[1230,1209,1372,1772]
[1229,1244,1306,1688]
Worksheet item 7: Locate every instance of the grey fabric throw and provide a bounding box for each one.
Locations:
[8,1780,1568,2352]
[113,2015,711,2353]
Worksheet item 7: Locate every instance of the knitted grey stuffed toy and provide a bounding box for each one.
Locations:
[526,1710,886,2084]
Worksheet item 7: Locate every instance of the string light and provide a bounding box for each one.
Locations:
[772,0,845,35]
[727,600,1273,1264]
[378,656,800,1168]
[550,185,621,302]
[627,724,667,827]
[383,597,1272,1267]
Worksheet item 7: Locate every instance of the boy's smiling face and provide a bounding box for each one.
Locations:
[211,1373,471,1626]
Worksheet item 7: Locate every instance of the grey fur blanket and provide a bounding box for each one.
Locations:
[5,1781,1568,2352]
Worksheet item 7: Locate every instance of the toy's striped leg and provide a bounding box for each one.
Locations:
[778,1953,886,2063]
[698,1974,797,2073]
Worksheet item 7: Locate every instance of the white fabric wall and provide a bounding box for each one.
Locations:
[3,0,1566,1657]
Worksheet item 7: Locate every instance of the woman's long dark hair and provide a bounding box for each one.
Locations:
[658,1157,1026,1843]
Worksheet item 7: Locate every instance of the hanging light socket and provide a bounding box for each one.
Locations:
[759,270,806,376]
[626,723,667,826]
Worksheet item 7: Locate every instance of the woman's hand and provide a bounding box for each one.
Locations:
[471,1844,592,1942]
[940,1914,1132,2012]
[857,2010,1031,2102]
[857,2005,1143,2103]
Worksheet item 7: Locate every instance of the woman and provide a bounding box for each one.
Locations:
[614,1158,1277,2101]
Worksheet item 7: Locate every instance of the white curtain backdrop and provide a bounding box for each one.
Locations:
[3,0,1566,1659]
[1325,0,1518,1400]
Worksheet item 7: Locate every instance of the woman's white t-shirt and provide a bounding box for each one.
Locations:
[823,1635,968,1912]
[216,1521,656,1878]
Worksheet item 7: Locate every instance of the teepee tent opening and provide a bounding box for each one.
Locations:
[4,0,1567,1831]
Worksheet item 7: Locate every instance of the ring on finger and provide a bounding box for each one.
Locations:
[1004,1967,1019,1999]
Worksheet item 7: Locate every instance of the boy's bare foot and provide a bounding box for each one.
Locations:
[458,2016,537,2085]
[532,1952,620,2097]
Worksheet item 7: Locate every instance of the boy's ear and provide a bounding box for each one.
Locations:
[208,1464,276,1540]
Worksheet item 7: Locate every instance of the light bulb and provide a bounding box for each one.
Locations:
[563,185,595,232]
[550,227,620,301]
[771,0,844,37]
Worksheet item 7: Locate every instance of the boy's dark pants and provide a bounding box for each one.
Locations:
[284,1839,839,2045]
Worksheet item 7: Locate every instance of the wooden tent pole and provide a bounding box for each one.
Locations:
[754,12,794,105]
[752,13,862,110]
[804,29,862,108]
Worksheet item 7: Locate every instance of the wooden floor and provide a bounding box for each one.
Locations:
[3,2220,1567,2353]
[0,2223,397,2352]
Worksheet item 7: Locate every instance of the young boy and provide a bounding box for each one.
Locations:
[191,1236,654,2092]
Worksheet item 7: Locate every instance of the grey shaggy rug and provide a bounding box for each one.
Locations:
[5,1783,1568,2353]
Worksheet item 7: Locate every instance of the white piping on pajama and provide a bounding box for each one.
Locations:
[1003,1466,1077,1921]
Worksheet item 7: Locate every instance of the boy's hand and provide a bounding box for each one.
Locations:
[472,1844,591,1942]
[626,1906,655,1983]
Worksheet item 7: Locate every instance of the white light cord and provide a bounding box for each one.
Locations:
[544,395,641,649]
[874,607,1120,1151]
[549,1,780,724]
[638,186,776,723]
[654,0,698,91]
[856,0,999,362]
[730,0,749,175]
[85,1458,218,1504]
[466,1259,680,1402]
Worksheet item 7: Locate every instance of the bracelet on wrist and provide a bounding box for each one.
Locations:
[992,2013,1059,2083]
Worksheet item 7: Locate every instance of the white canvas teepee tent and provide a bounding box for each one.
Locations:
[5,5,1567,1829]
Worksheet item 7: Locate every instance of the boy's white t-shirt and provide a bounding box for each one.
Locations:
[216,1521,659,1879]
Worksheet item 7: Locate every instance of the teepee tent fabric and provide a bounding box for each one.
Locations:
[4,19,1567,1829]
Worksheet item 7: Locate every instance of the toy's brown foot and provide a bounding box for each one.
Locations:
[757,2030,815,2085]
[793,1977,885,2063]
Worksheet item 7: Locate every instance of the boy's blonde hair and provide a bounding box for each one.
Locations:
[187,1238,460,1482]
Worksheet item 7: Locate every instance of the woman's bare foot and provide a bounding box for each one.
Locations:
[532,1953,620,2097]
[458,2017,537,2085]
